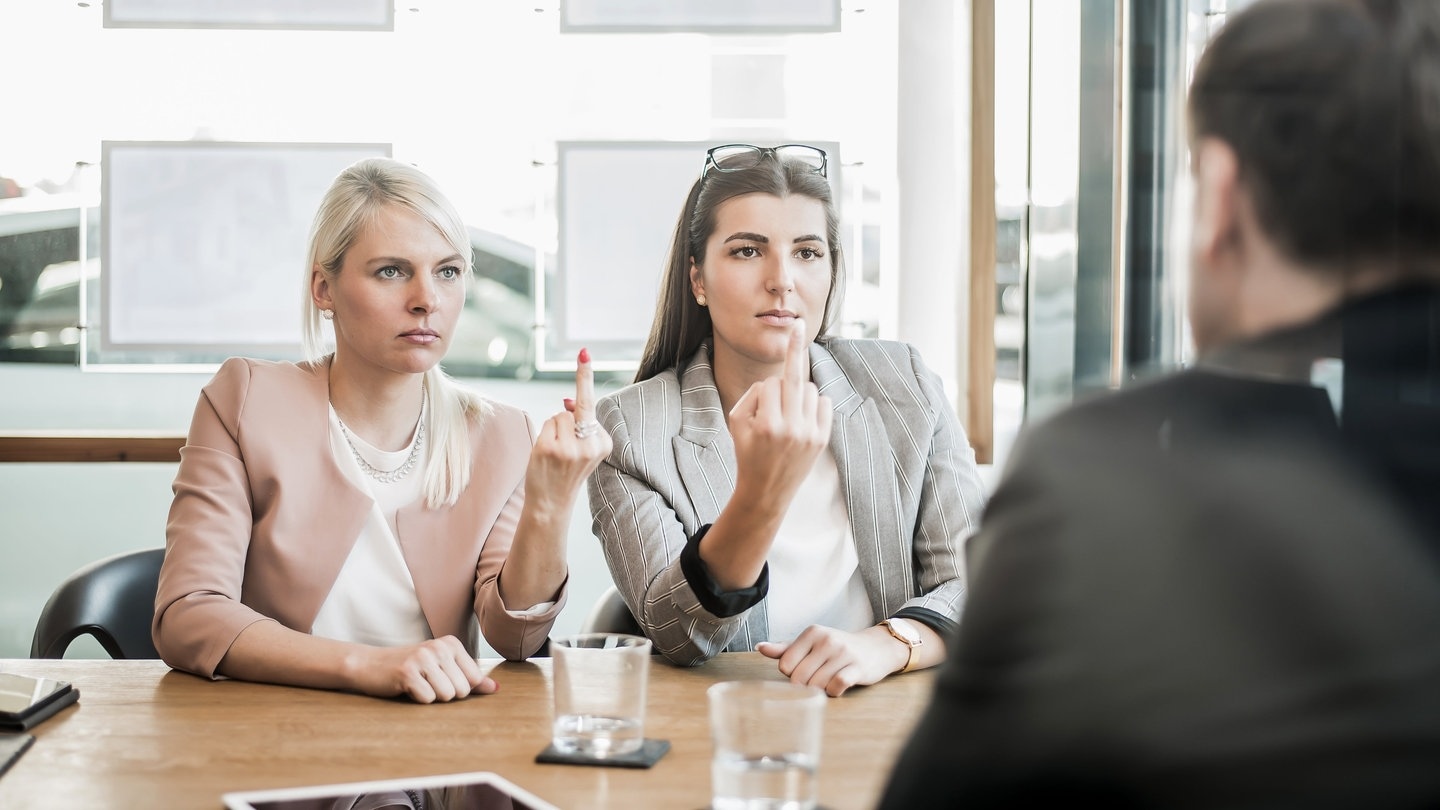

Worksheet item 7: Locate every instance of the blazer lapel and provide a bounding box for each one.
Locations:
[673,345,739,525]
[670,345,770,642]
[811,342,909,621]
[396,493,477,644]
[395,401,533,643]
[264,357,371,631]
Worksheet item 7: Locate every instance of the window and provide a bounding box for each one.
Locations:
[0,1,898,380]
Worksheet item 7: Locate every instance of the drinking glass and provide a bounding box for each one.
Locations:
[708,680,826,810]
[550,633,651,758]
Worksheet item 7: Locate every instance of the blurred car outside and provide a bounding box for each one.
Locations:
[0,198,540,379]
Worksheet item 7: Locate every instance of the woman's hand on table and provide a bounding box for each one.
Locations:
[353,635,496,703]
[756,624,909,698]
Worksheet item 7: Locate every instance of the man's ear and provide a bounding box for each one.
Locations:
[689,258,705,301]
[1191,137,1241,271]
[311,265,333,311]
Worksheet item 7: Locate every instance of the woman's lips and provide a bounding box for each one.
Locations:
[756,311,798,327]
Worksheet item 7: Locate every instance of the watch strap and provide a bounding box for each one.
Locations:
[881,619,921,673]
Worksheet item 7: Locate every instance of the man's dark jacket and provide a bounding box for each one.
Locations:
[881,286,1440,809]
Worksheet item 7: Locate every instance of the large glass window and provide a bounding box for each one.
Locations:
[994,0,1255,431]
[0,1,898,378]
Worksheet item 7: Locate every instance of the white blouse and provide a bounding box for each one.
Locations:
[765,450,876,644]
[310,405,553,651]
[310,407,446,648]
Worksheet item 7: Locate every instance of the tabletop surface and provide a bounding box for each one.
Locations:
[0,654,934,810]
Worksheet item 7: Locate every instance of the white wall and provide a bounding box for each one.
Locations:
[0,364,621,660]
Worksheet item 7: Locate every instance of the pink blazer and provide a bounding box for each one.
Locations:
[153,357,565,678]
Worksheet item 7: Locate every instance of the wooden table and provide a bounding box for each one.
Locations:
[0,432,185,463]
[0,655,933,809]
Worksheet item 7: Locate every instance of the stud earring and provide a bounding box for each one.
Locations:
[696,295,707,307]
[321,309,334,320]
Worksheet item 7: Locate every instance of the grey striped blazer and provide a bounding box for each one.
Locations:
[587,338,987,666]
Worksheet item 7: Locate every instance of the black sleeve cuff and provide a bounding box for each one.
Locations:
[893,607,957,639]
[679,523,769,618]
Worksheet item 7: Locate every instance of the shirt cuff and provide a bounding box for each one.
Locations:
[893,606,958,639]
[679,523,769,618]
[504,600,557,618]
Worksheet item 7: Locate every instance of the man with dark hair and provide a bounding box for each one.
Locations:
[880,0,1440,805]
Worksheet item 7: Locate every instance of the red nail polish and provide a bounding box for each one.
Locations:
[578,347,591,364]
[563,398,575,409]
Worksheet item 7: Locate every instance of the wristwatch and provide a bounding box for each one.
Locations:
[880,618,922,673]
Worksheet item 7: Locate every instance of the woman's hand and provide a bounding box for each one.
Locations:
[351,635,497,703]
[526,347,614,518]
[694,322,832,591]
[756,625,909,698]
[727,321,833,513]
[497,349,613,611]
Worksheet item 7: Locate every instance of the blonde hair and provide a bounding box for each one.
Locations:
[302,157,487,509]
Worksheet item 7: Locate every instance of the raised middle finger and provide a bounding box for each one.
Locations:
[783,321,812,419]
[784,319,808,388]
[573,347,596,426]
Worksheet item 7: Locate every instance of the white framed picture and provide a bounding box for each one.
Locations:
[560,0,841,34]
[100,141,390,356]
[104,0,393,31]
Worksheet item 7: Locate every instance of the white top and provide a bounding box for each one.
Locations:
[311,407,442,648]
[765,450,876,643]
[311,404,554,651]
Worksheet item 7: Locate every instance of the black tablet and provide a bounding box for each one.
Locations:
[221,771,560,810]
[0,674,77,732]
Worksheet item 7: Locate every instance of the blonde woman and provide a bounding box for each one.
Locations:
[155,158,611,702]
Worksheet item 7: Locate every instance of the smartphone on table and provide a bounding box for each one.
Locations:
[0,673,79,732]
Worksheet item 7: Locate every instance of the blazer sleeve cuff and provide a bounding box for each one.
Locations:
[679,523,768,618]
[893,606,957,639]
[478,578,568,661]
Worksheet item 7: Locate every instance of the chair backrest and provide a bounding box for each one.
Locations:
[579,585,643,637]
[30,548,165,659]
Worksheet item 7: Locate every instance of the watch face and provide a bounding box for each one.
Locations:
[887,619,920,644]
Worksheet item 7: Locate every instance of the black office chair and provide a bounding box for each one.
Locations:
[30,548,165,659]
[580,585,643,637]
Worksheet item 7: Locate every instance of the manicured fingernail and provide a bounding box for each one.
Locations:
[563,397,575,409]
[578,347,590,364]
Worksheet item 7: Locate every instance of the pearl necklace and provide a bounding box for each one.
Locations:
[334,387,427,484]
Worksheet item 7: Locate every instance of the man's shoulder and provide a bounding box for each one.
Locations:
[1029,368,1326,445]
[1005,370,1348,516]
[1026,372,1201,442]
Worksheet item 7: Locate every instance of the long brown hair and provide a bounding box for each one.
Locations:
[634,152,844,383]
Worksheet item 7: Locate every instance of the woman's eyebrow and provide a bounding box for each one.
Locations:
[793,234,824,244]
[722,232,769,244]
[364,254,465,266]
